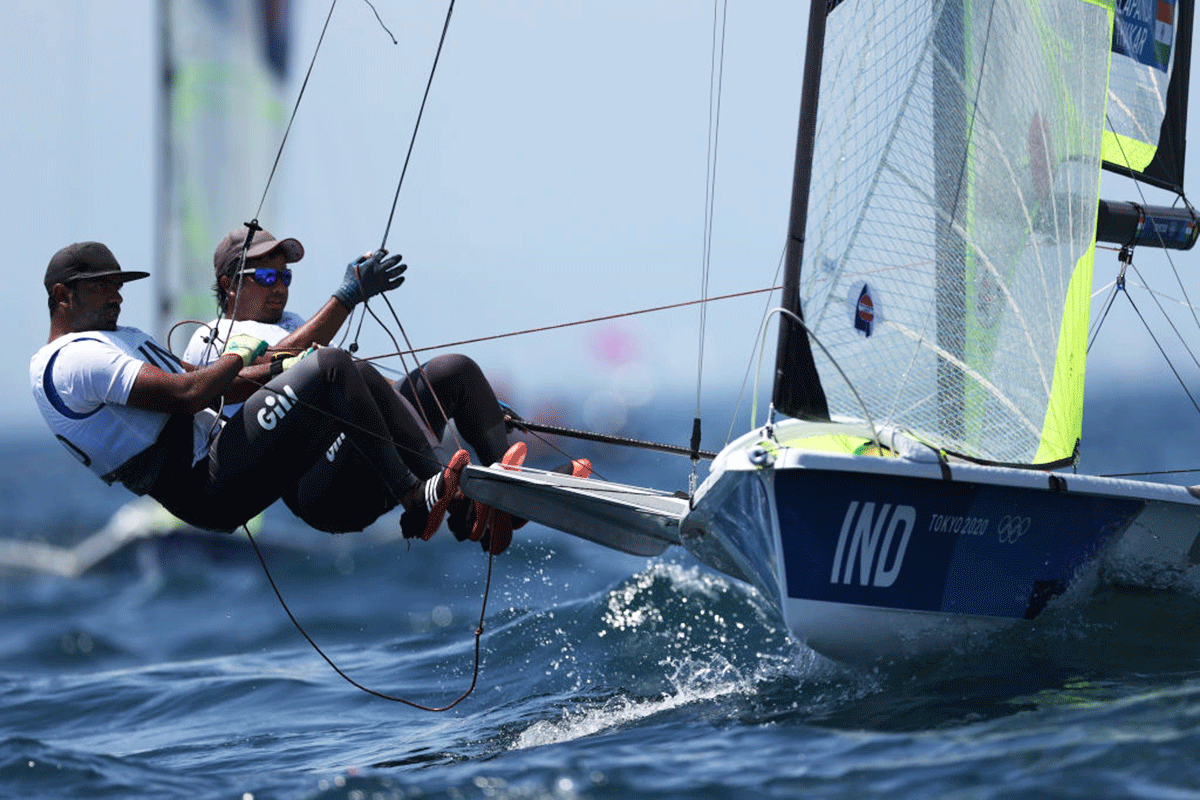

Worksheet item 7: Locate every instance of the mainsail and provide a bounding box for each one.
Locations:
[775,0,1124,465]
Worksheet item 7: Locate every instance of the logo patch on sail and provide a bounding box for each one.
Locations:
[1113,0,1175,73]
[852,282,878,337]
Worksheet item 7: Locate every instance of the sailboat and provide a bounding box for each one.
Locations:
[462,0,1200,665]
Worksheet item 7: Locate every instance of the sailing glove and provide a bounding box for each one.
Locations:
[333,250,406,309]
[269,346,317,376]
[223,333,268,366]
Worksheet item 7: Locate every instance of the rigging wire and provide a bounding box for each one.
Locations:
[1086,279,1122,353]
[1129,260,1200,374]
[367,292,465,452]
[354,285,783,361]
[335,0,460,444]
[1109,288,1200,417]
[253,0,340,222]
[688,0,729,493]
[182,0,342,412]
[378,0,456,252]
[1078,105,1200,480]
[1091,117,1200,416]
[360,0,397,42]
[725,244,787,446]
[174,1,480,708]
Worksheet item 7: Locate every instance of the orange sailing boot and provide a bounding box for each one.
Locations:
[470,442,527,546]
[399,449,471,541]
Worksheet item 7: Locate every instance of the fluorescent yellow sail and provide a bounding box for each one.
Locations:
[1034,243,1096,463]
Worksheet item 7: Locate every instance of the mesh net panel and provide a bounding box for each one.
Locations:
[798,0,1112,463]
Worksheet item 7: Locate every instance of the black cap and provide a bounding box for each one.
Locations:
[44,242,150,293]
[213,227,304,277]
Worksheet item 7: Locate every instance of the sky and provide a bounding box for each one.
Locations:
[3,1,1198,445]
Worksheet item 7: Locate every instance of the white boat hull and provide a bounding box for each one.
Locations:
[682,420,1200,665]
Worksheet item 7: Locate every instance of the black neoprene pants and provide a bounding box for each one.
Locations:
[281,352,510,533]
[151,347,420,532]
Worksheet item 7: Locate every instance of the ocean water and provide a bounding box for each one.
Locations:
[5,389,1200,800]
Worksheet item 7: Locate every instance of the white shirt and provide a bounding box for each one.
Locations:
[183,311,305,367]
[184,312,304,416]
[31,327,221,482]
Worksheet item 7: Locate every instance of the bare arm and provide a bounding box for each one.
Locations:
[217,360,278,404]
[125,353,246,414]
[268,298,351,356]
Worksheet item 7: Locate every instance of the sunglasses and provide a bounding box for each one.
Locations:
[240,267,292,287]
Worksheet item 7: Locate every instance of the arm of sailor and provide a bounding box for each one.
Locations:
[210,360,278,405]
[268,297,350,353]
[125,354,246,414]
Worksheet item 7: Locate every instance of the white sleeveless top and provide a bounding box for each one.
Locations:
[30,327,220,482]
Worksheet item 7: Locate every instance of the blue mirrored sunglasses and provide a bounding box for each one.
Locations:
[240,267,292,287]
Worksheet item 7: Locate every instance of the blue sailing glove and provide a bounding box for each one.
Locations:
[333,250,407,309]
[223,333,268,366]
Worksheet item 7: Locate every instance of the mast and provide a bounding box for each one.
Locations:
[771,0,832,420]
[153,0,174,341]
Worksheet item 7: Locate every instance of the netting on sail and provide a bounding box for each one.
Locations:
[798,0,1113,463]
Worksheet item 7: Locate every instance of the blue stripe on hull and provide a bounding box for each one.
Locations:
[775,471,1144,619]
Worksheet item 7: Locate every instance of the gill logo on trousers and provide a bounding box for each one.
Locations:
[326,432,346,462]
[257,385,300,431]
[829,501,916,588]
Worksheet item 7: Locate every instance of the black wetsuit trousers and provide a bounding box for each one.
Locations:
[282,353,509,533]
[150,347,419,532]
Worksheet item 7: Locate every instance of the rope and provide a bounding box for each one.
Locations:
[692,0,730,483]
[356,285,783,361]
[253,0,340,221]
[1116,290,1200,417]
[505,416,717,462]
[1102,468,1200,477]
[366,291,466,452]
[245,522,494,711]
[379,0,457,251]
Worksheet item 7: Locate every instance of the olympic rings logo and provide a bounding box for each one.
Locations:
[997,515,1031,544]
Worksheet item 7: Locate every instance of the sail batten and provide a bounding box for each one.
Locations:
[776,0,1114,464]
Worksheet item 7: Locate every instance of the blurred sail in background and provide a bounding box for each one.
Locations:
[155,0,292,338]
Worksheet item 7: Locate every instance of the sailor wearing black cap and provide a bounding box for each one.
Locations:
[30,240,463,536]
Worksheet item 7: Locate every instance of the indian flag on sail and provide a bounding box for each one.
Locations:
[1156,0,1175,68]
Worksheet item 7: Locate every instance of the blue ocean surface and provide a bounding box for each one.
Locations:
[4,387,1200,800]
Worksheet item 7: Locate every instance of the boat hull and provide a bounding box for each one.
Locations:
[682,423,1200,665]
